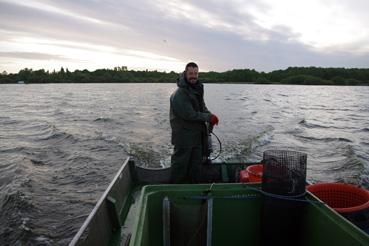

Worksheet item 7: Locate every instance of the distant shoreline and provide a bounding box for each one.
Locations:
[1,66,368,86]
[2,82,368,86]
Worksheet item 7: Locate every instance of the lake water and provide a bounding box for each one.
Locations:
[0,83,368,245]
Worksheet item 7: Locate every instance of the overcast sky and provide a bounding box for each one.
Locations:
[0,0,368,73]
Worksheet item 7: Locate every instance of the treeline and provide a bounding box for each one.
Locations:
[200,67,369,85]
[0,67,178,84]
[1,66,369,85]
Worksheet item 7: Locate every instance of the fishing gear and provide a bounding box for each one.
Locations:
[210,131,222,161]
[203,123,222,164]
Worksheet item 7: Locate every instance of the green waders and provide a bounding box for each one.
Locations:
[170,146,203,183]
[169,72,212,183]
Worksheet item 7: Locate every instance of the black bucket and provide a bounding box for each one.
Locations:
[260,150,307,246]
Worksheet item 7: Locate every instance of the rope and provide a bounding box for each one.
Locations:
[183,187,325,205]
[210,131,222,160]
[187,194,259,200]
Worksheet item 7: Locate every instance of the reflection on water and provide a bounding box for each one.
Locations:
[0,83,368,244]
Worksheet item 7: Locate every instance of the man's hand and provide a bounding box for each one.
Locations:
[210,114,219,126]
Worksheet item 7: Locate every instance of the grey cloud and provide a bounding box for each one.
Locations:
[0,51,70,61]
[179,0,267,27]
[336,0,369,22]
[0,0,368,72]
[0,1,314,57]
[0,1,166,53]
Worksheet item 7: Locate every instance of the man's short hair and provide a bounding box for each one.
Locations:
[185,62,198,71]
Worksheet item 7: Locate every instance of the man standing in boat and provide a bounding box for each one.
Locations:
[170,62,219,183]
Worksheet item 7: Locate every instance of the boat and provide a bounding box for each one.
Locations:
[69,157,369,246]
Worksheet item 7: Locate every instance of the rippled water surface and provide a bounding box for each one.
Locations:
[1,83,368,245]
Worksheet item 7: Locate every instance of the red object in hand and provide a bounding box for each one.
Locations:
[210,114,219,125]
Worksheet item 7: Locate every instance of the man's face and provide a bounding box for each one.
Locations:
[185,67,199,84]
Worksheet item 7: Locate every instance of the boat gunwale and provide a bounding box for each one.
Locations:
[69,157,132,246]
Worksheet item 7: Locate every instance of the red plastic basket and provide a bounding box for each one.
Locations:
[307,183,369,213]
[246,164,263,183]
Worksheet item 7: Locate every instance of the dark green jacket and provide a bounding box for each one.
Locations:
[170,73,212,147]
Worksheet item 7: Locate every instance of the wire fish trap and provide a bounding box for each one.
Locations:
[261,150,307,197]
[260,150,307,246]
